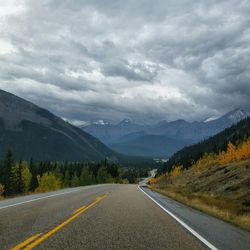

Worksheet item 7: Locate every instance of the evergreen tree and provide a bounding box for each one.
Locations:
[97,166,113,184]
[70,173,80,187]
[3,150,14,196]
[17,161,25,194]
[80,167,95,186]
[63,170,71,187]
[8,162,19,195]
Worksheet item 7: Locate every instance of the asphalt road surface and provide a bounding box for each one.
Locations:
[0,184,249,250]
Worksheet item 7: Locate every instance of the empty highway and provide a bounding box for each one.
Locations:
[0,184,249,250]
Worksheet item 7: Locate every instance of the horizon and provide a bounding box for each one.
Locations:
[76,107,250,127]
[0,87,249,126]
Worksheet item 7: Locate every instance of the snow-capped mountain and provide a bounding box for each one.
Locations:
[204,108,249,124]
[224,108,249,123]
[92,120,110,126]
[82,119,145,144]
[80,108,249,157]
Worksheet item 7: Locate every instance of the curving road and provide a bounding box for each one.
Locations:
[0,184,249,250]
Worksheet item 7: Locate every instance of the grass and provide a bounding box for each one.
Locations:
[151,159,250,231]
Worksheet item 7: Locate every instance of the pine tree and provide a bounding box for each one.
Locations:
[8,162,19,195]
[97,166,112,184]
[17,161,25,194]
[80,167,95,186]
[63,170,71,187]
[3,150,14,196]
[70,173,80,187]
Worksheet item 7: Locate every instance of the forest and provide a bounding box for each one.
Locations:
[0,150,149,198]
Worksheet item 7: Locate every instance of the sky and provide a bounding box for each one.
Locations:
[0,0,249,125]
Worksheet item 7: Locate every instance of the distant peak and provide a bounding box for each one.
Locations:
[207,108,249,125]
[169,119,189,124]
[93,120,109,126]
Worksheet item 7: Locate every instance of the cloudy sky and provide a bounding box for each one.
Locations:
[0,0,249,125]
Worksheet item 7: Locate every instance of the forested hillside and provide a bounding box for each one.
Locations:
[164,117,250,172]
[150,118,250,230]
[0,89,116,162]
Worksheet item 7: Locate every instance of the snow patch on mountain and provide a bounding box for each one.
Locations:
[204,116,220,123]
[227,109,249,123]
[93,120,109,125]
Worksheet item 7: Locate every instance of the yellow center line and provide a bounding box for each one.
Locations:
[23,195,107,250]
[73,205,86,214]
[10,233,42,250]
[72,195,106,215]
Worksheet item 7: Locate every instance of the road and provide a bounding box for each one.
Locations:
[0,184,249,250]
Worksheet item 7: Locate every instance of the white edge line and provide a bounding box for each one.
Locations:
[138,185,218,250]
[0,187,85,210]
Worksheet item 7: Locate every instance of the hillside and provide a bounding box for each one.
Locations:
[0,89,117,161]
[150,118,250,230]
[151,159,250,231]
[164,117,250,172]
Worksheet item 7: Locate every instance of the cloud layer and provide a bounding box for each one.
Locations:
[0,0,249,124]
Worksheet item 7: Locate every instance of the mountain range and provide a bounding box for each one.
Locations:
[0,88,248,161]
[81,108,250,157]
[0,89,117,162]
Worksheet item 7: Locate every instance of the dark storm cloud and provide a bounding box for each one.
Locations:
[0,0,249,124]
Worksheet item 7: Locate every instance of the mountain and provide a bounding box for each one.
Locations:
[80,108,249,157]
[164,117,250,171]
[0,89,117,161]
[83,119,145,144]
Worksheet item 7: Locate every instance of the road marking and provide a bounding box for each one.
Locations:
[72,195,105,214]
[23,195,107,250]
[138,186,218,250]
[10,233,42,250]
[0,188,87,210]
[73,205,86,214]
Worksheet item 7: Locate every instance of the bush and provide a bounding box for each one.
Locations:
[170,165,183,178]
[36,172,61,192]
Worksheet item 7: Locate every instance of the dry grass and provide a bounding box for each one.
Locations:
[151,187,250,231]
[151,159,250,231]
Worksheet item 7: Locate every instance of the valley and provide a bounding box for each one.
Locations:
[81,109,249,157]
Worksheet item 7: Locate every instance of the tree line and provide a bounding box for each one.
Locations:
[149,137,250,186]
[0,150,149,197]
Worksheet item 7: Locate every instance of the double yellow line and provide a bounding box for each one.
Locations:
[11,195,107,250]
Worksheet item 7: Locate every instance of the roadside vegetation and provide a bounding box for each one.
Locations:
[0,150,148,198]
[150,138,250,231]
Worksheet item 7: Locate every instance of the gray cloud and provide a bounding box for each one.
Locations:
[0,0,249,124]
